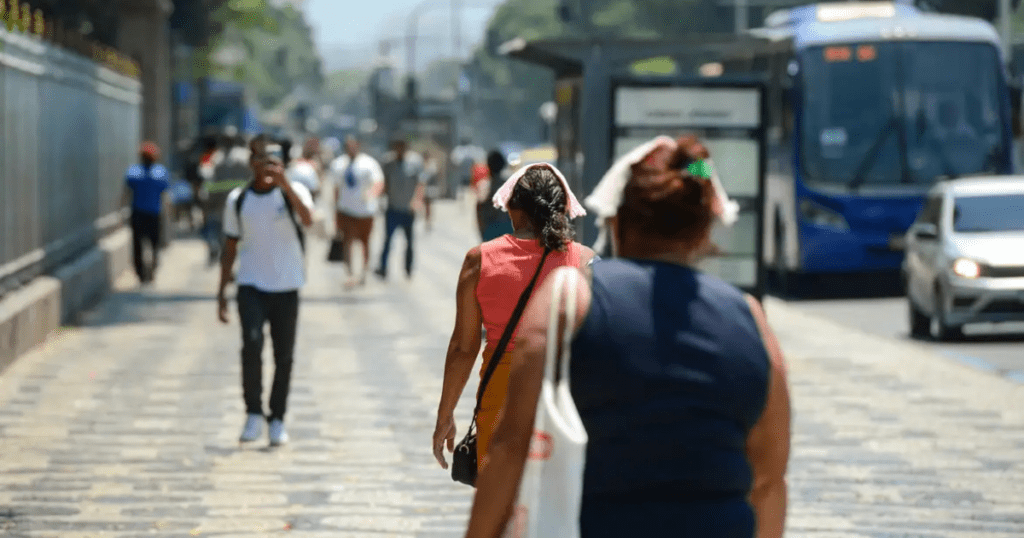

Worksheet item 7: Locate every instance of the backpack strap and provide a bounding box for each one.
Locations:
[233,182,305,253]
[234,182,251,240]
[281,192,306,253]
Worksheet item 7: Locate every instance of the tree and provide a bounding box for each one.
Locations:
[193,0,324,110]
[470,0,704,146]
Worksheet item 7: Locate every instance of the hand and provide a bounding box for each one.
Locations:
[411,198,425,214]
[217,294,229,324]
[433,413,457,469]
[266,162,289,188]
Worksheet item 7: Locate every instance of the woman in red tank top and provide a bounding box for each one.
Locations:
[433,163,594,472]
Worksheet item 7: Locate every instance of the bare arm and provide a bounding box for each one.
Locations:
[433,247,485,468]
[465,268,591,538]
[269,162,313,227]
[280,181,314,227]
[217,237,239,323]
[412,183,427,212]
[745,295,791,538]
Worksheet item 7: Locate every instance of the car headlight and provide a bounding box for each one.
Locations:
[799,199,850,231]
[952,258,981,279]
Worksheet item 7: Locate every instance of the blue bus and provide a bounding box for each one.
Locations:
[721,2,1015,285]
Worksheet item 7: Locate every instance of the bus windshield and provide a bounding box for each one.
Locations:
[801,42,1009,189]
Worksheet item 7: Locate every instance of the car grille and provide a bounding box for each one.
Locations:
[980,265,1024,278]
[981,300,1024,314]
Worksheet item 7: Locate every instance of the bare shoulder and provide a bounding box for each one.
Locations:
[573,242,598,267]
[463,246,482,269]
[744,294,788,372]
[459,246,483,282]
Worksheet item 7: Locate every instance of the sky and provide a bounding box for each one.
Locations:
[302,0,505,73]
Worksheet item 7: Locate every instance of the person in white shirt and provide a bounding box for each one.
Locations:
[331,135,385,288]
[286,137,323,200]
[217,135,314,447]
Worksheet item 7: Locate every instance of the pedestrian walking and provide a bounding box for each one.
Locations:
[286,137,324,202]
[181,136,216,231]
[476,150,515,242]
[461,136,791,538]
[124,142,170,284]
[433,162,593,474]
[375,138,426,280]
[452,139,485,201]
[422,153,442,232]
[202,133,251,266]
[331,135,385,288]
[217,136,314,447]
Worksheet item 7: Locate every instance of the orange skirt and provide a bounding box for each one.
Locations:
[476,347,513,470]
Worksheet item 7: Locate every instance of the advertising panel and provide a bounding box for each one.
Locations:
[612,82,766,296]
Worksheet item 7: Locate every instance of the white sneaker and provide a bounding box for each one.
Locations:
[268,419,288,446]
[239,413,264,443]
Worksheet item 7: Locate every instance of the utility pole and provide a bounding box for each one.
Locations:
[452,0,462,57]
[1000,0,1014,62]
[734,0,748,34]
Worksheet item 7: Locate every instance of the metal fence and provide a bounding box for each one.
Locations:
[0,28,141,297]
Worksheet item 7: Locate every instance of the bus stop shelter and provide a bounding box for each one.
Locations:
[502,36,788,297]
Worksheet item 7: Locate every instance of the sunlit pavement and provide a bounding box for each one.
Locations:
[1,199,1022,537]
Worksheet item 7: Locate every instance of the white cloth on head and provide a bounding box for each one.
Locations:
[583,136,740,253]
[491,162,587,219]
[584,136,740,224]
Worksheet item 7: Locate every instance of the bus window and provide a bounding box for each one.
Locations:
[801,41,1009,188]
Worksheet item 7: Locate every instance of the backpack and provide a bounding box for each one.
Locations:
[234,183,306,252]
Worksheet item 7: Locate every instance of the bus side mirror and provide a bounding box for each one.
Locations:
[912,223,938,240]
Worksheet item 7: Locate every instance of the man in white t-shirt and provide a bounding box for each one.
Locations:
[331,135,384,288]
[217,135,314,447]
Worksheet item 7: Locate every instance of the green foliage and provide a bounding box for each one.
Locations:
[471,0,703,145]
[199,2,323,110]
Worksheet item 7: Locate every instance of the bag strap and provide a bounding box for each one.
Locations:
[472,247,553,421]
[234,182,306,253]
[544,268,579,385]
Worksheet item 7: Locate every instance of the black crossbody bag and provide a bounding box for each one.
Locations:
[452,248,552,486]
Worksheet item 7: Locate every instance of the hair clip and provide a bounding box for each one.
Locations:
[687,160,713,179]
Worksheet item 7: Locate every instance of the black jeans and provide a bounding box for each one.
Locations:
[130,211,161,281]
[378,209,415,277]
[237,285,299,421]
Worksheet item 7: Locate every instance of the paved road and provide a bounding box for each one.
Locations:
[1,199,1022,537]
[787,297,1024,382]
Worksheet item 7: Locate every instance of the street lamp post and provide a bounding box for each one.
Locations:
[1000,0,1014,62]
[735,0,749,33]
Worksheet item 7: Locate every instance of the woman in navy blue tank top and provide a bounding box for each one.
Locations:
[463,136,792,538]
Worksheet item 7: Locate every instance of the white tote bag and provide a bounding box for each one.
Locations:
[505,268,588,538]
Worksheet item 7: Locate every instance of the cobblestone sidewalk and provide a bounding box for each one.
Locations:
[0,200,1021,537]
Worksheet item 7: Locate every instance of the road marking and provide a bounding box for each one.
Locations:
[937,349,998,373]
[937,349,1024,384]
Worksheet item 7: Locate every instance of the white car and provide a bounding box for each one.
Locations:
[904,176,1024,340]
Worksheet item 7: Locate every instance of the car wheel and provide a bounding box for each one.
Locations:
[929,286,964,341]
[908,296,929,339]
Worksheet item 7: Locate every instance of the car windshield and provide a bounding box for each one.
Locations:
[953,194,1024,233]
[801,42,1009,188]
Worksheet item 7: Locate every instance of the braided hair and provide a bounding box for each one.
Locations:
[507,166,574,252]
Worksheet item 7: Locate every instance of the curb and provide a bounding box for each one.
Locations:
[0,228,130,374]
